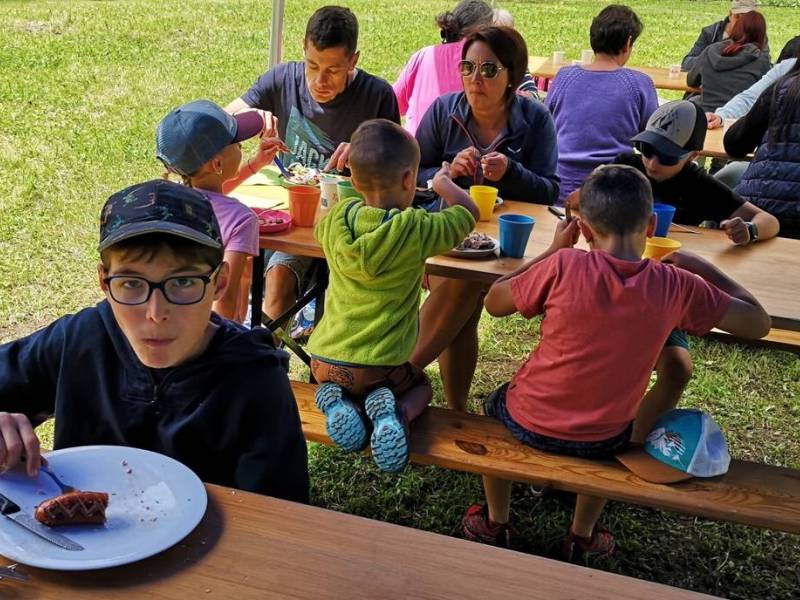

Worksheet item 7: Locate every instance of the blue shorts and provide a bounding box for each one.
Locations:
[483,383,632,459]
[265,250,318,296]
[665,329,689,350]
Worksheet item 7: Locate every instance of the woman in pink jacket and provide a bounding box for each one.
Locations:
[393,0,493,135]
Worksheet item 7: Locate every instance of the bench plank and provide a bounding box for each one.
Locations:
[292,382,800,535]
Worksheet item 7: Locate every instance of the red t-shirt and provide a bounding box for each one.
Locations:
[507,249,731,441]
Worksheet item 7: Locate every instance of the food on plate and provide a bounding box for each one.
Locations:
[286,163,321,185]
[258,215,287,226]
[456,232,496,251]
[35,491,109,526]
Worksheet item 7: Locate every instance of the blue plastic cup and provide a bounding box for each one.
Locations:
[653,203,676,237]
[499,214,535,258]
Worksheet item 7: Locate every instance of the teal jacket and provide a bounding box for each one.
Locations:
[307,198,474,366]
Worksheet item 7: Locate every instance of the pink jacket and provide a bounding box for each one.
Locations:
[393,40,465,135]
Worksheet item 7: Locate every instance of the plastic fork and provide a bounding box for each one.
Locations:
[40,464,77,494]
[273,157,293,179]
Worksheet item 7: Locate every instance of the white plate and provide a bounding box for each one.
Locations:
[445,236,499,259]
[0,446,207,570]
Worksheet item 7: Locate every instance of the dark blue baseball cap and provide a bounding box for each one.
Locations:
[98,180,223,252]
[156,100,265,176]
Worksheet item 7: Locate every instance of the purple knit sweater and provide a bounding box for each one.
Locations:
[546,66,658,204]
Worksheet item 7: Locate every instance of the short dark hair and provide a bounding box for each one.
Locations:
[579,165,653,236]
[348,119,420,190]
[100,233,223,271]
[304,6,358,55]
[436,0,494,43]
[463,26,528,104]
[589,5,643,55]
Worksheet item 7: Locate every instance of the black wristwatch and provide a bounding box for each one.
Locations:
[746,221,759,242]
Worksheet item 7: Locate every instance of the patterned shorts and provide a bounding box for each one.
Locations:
[310,359,428,399]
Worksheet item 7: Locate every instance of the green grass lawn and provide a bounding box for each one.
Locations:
[1,1,799,597]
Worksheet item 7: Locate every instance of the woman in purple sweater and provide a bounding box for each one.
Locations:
[546,5,658,205]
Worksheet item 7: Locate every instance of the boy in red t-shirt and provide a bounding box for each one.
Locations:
[462,164,770,559]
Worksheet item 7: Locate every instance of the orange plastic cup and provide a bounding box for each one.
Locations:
[470,185,498,221]
[288,185,320,227]
[642,237,682,261]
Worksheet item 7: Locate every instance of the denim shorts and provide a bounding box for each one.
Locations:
[483,383,632,459]
[665,329,689,350]
[265,250,318,296]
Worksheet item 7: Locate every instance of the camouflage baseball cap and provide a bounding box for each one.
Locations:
[98,179,222,252]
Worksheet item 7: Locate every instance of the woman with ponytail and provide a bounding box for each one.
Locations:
[393,0,493,135]
[688,11,770,113]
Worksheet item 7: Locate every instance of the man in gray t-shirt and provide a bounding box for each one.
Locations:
[225,6,400,328]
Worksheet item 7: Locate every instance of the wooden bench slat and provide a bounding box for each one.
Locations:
[292,381,800,535]
[709,327,800,354]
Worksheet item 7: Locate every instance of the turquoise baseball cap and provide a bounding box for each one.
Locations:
[616,409,731,484]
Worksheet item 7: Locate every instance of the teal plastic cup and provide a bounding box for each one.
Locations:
[499,214,535,258]
[337,180,363,201]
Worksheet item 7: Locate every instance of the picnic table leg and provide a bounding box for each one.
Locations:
[250,250,266,329]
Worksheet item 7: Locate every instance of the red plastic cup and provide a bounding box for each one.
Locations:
[288,185,320,227]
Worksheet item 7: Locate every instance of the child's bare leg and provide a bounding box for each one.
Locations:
[571,494,608,537]
[483,475,513,524]
[396,380,433,424]
[632,345,692,443]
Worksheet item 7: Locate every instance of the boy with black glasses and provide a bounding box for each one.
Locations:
[0,180,309,502]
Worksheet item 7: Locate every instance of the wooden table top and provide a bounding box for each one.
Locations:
[0,484,720,599]
[700,126,754,161]
[528,55,700,93]
[243,189,800,332]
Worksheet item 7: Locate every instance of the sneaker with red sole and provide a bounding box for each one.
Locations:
[462,503,512,548]
[561,523,616,561]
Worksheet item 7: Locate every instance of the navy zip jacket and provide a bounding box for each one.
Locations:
[415,92,560,205]
[0,301,309,503]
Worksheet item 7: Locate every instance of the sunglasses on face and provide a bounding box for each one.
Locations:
[634,141,688,167]
[458,60,506,79]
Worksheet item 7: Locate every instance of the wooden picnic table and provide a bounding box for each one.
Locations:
[242,190,800,333]
[0,483,721,599]
[528,55,700,93]
[699,126,754,162]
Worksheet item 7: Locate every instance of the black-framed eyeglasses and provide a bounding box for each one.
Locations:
[103,264,221,306]
[458,60,506,79]
[634,141,688,167]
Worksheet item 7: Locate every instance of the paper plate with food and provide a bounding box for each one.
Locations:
[262,162,347,188]
[0,446,207,570]
[446,232,499,259]
[253,208,292,233]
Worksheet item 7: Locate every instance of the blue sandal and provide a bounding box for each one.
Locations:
[364,387,409,473]
[315,383,367,452]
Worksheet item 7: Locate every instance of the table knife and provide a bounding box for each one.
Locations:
[0,492,83,551]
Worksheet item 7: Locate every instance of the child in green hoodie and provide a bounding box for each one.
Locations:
[307,119,479,472]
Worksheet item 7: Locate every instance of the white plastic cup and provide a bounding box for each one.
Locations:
[669,64,681,78]
[552,50,566,66]
[581,49,594,65]
[320,177,339,208]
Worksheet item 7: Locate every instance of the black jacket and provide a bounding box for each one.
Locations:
[0,301,310,502]
[726,79,800,239]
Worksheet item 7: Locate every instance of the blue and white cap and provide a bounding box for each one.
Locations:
[616,409,731,484]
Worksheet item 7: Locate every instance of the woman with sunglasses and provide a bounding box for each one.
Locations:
[393,0,494,136]
[410,27,559,413]
[545,4,657,206]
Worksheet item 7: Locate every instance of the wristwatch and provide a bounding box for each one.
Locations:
[746,221,759,242]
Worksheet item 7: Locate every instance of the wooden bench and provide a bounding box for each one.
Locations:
[291,381,800,535]
[709,327,800,354]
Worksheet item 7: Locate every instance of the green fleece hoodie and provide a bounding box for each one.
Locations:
[307,197,475,367]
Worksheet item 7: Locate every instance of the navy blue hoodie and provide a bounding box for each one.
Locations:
[0,301,309,503]
[415,92,560,204]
